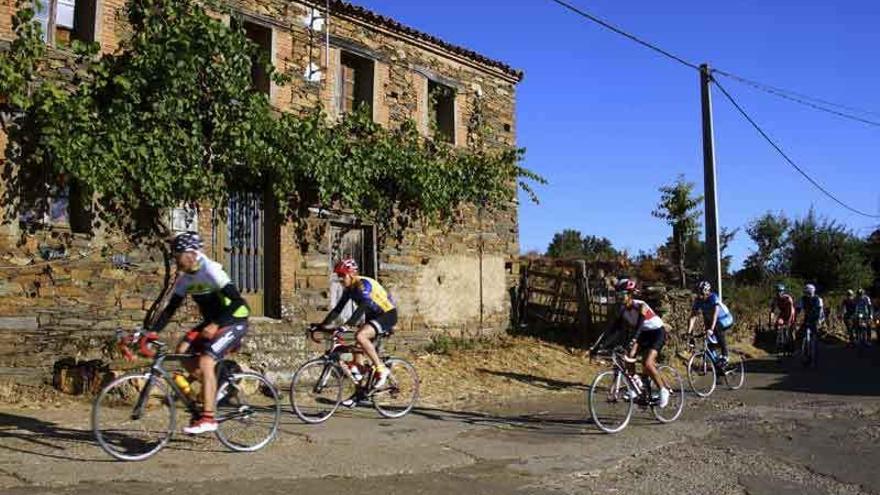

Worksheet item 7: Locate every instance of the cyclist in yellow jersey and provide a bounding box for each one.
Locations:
[320,259,398,390]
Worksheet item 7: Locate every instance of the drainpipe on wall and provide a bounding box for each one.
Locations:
[478,198,485,337]
[325,0,330,73]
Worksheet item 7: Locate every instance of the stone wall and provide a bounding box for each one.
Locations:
[0,0,522,389]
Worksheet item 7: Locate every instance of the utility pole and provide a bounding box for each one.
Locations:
[700,63,723,299]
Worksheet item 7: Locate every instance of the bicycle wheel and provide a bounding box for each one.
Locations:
[373,358,420,419]
[215,372,280,452]
[290,359,344,424]
[801,330,812,367]
[652,365,685,423]
[588,370,634,434]
[92,373,175,462]
[686,352,716,398]
[723,352,745,390]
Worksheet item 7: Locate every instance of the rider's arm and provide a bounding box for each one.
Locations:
[321,292,351,327]
[212,283,248,325]
[150,294,184,332]
[344,302,368,326]
[709,305,720,333]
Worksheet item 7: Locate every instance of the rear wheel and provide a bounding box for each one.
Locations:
[652,366,685,423]
[588,370,634,434]
[373,358,420,419]
[215,372,280,452]
[290,360,343,424]
[687,352,716,398]
[722,352,745,390]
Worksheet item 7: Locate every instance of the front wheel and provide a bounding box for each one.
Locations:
[290,359,344,424]
[373,358,420,419]
[652,366,685,423]
[588,370,634,434]
[92,373,175,462]
[687,352,717,398]
[215,372,280,452]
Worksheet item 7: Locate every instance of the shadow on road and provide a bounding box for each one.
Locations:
[476,369,588,392]
[748,344,880,397]
[0,411,111,462]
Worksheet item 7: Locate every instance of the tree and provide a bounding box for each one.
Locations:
[740,212,790,282]
[652,175,703,288]
[546,230,618,260]
[0,0,543,244]
[784,209,873,291]
[546,229,584,258]
[868,229,880,295]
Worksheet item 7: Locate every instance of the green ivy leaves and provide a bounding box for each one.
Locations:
[0,0,544,243]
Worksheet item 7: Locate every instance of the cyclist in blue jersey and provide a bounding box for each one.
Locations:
[687,281,735,367]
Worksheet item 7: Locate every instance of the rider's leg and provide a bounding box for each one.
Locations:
[715,325,730,360]
[643,349,666,390]
[355,324,384,371]
[199,353,217,418]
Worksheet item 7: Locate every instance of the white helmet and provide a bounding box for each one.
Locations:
[804,284,816,296]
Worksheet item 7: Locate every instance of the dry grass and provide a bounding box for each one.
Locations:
[406,335,604,408]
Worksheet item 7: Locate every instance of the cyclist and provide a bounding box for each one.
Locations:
[841,290,858,345]
[149,231,250,435]
[855,289,874,346]
[796,283,823,351]
[607,279,670,408]
[687,281,735,367]
[769,283,796,352]
[319,259,397,396]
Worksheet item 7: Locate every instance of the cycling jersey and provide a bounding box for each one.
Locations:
[693,293,734,329]
[798,295,824,326]
[842,298,858,318]
[772,294,796,324]
[615,299,664,336]
[324,276,396,325]
[855,296,873,318]
[152,253,249,331]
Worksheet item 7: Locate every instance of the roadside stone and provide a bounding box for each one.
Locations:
[0,316,38,331]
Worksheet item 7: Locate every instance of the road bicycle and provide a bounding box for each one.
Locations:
[92,329,280,461]
[289,325,419,423]
[686,332,745,398]
[587,346,684,434]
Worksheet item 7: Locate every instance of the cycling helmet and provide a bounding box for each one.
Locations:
[696,280,712,295]
[333,258,359,276]
[171,231,203,254]
[615,278,637,293]
[857,288,866,296]
[775,283,786,293]
[847,289,855,297]
[804,284,816,296]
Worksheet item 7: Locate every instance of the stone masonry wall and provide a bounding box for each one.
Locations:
[0,0,521,389]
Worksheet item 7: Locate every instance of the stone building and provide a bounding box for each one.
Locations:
[0,0,523,386]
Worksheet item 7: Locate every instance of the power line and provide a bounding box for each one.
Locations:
[714,70,880,128]
[545,0,700,71]
[712,77,880,219]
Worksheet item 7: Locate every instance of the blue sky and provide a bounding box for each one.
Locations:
[354,0,880,267]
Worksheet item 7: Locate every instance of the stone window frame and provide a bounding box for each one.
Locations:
[32,0,100,47]
[328,36,385,123]
[415,67,463,146]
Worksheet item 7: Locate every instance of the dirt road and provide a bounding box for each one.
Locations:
[1,343,879,495]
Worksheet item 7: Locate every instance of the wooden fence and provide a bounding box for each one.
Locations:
[515,258,623,341]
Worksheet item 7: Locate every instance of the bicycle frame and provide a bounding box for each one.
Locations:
[311,327,391,395]
[132,351,200,420]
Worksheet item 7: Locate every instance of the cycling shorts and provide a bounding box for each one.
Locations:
[636,327,666,353]
[366,309,398,336]
[186,320,249,360]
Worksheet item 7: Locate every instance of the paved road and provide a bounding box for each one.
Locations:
[1,343,879,495]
